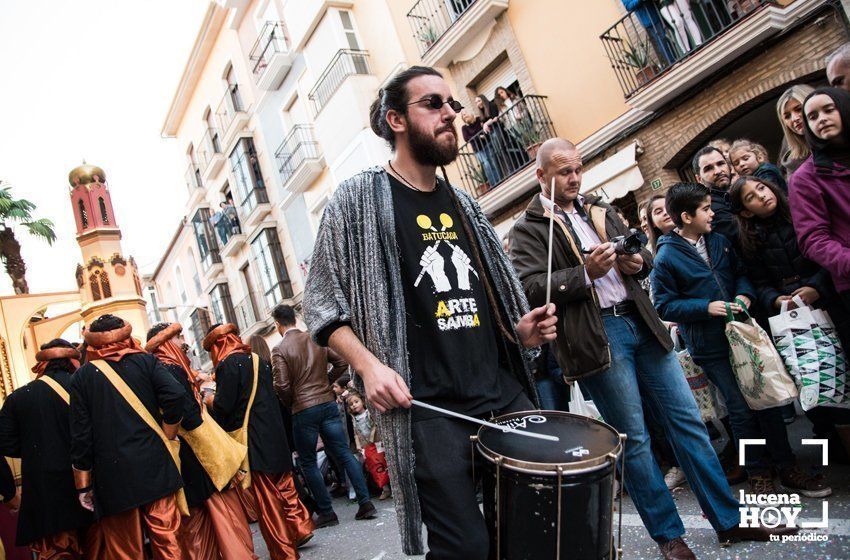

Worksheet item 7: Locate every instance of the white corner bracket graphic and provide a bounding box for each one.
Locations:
[802,501,829,529]
[802,438,829,467]
[738,439,766,466]
[800,438,830,529]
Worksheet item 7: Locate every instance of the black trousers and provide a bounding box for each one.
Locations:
[413,392,534,560]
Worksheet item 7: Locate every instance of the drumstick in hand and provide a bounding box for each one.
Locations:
[411,400,559,442]
[545,176,556,306]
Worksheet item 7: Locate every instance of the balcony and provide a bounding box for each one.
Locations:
[599,0,817,111]
[185,163,205,208]
[185,162,203,192]
[250,22,293,91]
[308,49,371,115]
[216,85,250,152]
[191,208,224,281]
[454,94,555,217]
[407,0,508,67]
[275,125,325,195]
[234,291,273,337]
[220,233,246,258]
[199,127,225,181]
[213,211,245,259]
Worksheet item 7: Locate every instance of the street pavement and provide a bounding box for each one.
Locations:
[251,416,850,559]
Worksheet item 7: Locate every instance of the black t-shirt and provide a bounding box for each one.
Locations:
[389,174,522,421]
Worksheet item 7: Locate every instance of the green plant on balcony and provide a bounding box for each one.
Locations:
[465,161,490,196]
[514,119,547,160]
[621,40,659,86]
[417,25,439,48]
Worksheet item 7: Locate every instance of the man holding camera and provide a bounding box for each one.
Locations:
[509,139,793,560]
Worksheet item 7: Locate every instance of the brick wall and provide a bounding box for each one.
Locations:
[447,13,535,107]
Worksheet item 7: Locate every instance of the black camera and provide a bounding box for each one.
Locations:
[610,233,642,255]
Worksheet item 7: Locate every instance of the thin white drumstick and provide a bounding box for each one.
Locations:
[545,175,556,306]
[411,399,560,442]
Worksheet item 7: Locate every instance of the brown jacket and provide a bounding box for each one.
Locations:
[509,193,672,380]
[271,328,348,414]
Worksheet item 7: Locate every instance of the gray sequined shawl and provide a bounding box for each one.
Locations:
[304,166,537,555]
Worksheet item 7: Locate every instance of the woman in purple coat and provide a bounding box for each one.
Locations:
[789,86,850,311]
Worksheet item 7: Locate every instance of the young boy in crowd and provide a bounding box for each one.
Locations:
[729,139,788,193]
[650,183,830,497]
[346,392,392,501]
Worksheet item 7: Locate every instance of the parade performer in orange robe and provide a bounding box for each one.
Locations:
[203,323,313,560]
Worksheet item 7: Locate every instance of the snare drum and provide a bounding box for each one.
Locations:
[474,411,624,560]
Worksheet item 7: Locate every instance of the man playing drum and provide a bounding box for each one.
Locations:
[303,65,557,559]
[509,138,797,560]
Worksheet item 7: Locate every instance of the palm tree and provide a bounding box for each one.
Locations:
[0,182,57,294]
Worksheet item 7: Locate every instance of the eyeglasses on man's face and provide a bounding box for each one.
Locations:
[408,94,463,112]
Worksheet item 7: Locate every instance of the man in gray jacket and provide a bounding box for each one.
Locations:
[270,304,374,527]
[303,66,556,559]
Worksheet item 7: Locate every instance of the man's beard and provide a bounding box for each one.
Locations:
[408,121,458,166]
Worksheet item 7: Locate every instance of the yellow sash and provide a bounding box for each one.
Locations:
[38,376,70,405]
[226,353,259,489]
[179,407,247,491]
[92,360,190,516]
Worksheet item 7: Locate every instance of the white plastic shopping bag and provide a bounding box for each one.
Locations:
[770,296,848,410]
[568,380,603,421]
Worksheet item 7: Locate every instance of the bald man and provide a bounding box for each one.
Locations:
[509,138,796,560]
[827,43,850,93]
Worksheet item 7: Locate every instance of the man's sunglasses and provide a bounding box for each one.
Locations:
[408,94,463,112]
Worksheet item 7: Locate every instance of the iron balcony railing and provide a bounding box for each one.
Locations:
[308,49,370,114]
[211,203,242,248]
[275,125,322,186]
[600,0,768,98]
[216,84,246,134]
[198,127,222,175]
[249,21,290,80]
[456,94,555,199]
[407,0,477,55]
[185,162,203,193]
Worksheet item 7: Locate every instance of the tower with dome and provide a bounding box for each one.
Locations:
[0,163,149,400]
[68,163,149,337]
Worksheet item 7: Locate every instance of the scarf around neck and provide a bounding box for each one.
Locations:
[31,347,81,378]
[84,324,146,362]
[146,323,201,403]
[202,324,251,367]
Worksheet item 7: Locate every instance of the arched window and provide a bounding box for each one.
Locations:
[78,199,88,228]
[100,270,112,298]
[99,197,109,224]
[89,273,102,300]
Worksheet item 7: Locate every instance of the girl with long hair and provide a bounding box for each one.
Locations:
[642,194,676,253]
[731,174,850,460]
[789,86,850,311]
[776,84,815,176]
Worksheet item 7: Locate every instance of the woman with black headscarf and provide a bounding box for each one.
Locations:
[788,86,850,310]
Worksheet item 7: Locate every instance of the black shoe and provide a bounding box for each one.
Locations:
[313,511,339,528]
[717,524,797,545]
[779,466,832,498]
[355,501,377,520]
[725,464,748,486]
[296,533,314,548]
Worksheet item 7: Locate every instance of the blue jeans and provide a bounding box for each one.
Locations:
[580,314,740,542]
[694,356,795,471]
[536,350,570,412]
[293,401,371,514]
